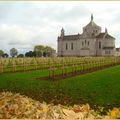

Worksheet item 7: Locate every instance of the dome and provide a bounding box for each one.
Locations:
[85,21,100,28]
[82,14,101,37]
[84,14,101,29]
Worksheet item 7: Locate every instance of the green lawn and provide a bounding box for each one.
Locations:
[0,65,120,108]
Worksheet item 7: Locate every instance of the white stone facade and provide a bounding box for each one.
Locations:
[57,14,116,57]
[115,48,120,56]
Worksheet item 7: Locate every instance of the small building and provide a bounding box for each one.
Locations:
[51,50,57,57]
[57,14,116,57]
[115,48,120,56]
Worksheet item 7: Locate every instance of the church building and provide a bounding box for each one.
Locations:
[57,14,116,57]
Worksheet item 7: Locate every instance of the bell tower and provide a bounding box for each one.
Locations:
[61,28,65,38]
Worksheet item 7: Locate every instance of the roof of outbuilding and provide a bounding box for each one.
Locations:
[96,33,115,39]
[116,48,120,51]
[103,47,115,49]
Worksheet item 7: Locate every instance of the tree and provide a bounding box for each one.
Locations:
[34,45,45,57]
[25,51,36,57]
[17,54,24,58]
[34,45,55,57]
[0,50,4,57]
[2,53,9,58]
[10,48,18,57]
[44,46,55,57]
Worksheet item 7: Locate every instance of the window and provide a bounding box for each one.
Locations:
[105,50,110,54]
[99,42,101,49]
[88,41,89,46]
[82,41,84,46]
[71,43,73,50]
[85,40,87,44]
[66,43,68,50]
[92,33,95,36]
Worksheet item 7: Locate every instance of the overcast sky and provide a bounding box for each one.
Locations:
[0,1,120,54]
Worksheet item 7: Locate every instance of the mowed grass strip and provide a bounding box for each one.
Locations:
[0,65,120,108]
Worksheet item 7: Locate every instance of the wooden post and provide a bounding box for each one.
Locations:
[49,66,51,78]
[12,61,16,72]
[84,63,87,72]
[86,62,89,72]
[48,59,51,78]
[61,64,64,77]
[93,61,96,70]
[0,62,3,73]
[80,63,83,72]
[52,66,55,79]
[64,63,67,76]
[74,63,77,74]
[99,60,101,68]
[49,65,55,80]
[23,59,26,72]
[115,57,117,65]
[35,62,37,70]
[72,64,75,74]
[82,63,85,72]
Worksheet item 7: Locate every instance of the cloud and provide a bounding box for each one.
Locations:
[0,24,32,45]
[0,1,120,54]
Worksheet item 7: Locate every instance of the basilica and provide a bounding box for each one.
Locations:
[57,14,116,56]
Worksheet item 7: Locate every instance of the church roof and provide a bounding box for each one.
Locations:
[63,34,80,40]
[96,33,115,39]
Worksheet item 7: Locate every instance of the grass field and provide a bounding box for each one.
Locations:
[0,64,120,109]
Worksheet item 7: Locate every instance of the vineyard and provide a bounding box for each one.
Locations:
[0,57,120,110]
[0,57,120,80]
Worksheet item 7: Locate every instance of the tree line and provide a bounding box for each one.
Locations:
[0,45,56,58]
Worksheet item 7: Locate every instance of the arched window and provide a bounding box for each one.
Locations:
[66,43,68,50]
[71,43,73,50]
[99,42,101,49]
[92,33,95,37]
[82,41,84,46]
[88,41,89,46]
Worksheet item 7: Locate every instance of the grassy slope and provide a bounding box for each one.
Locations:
[0,65,120,107]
